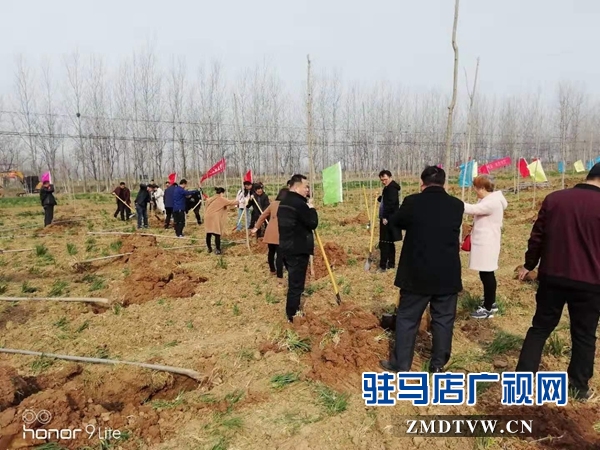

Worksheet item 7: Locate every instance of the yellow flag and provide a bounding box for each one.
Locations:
[472,161,478,179]
[527,160,548,183]
[574,160,585,173]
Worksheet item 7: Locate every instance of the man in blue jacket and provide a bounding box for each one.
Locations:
[163,181,176,229]
[172,179,200,237]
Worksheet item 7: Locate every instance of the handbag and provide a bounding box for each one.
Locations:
[461,233,471,252]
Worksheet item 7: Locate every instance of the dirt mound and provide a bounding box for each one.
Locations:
[338,211,369,226]
[291,303,388,391]
[0,363,201,450]
[311,242,348,281]
[115,235,207,305]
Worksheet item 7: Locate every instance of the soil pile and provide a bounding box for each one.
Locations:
[0,363,201,450]
[116,235,207,305]
[311,242,348,281]
[338,211,369,226]
[292,303,388,391]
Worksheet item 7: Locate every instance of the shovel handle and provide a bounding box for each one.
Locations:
[369,196,378,252]
[315,230,341,303]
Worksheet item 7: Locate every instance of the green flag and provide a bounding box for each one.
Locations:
[322,162,343,205]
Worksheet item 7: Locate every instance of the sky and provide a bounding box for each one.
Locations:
[1,0,599,101]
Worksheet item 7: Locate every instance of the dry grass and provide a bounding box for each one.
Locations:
[0,174,597,450]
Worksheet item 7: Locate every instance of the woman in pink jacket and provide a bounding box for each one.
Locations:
[464,175,508,319]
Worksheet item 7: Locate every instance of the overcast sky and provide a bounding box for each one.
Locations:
[1,0,599,101]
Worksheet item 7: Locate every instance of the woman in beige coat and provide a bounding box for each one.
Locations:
[204,187,239,254]
[252,188,288,279]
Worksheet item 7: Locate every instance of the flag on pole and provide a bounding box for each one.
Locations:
[472,161,478,179]
[168,172,177,184]
[518,158,530,178]
[41,171,52,184]
[586,160,594,170]
[558,162,565,174]
[595,156,600,164]
[458,160,476,187]
[200,158,226,183]
[479,156,512,174]
[322,162,343,205]
[574,160,585,173]
[527,159,548,182]
[243,170,252,183]
[478,164,490,175]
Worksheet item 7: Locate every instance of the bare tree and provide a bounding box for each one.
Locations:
[444,0,460,172]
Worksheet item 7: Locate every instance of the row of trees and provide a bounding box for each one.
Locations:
[0,47,596,191]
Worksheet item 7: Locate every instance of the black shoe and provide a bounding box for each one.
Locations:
[207,248,213,253]
[430,367,444,374]
[570,386,594,401]
[379,360,401,373]
[287,316,294,323]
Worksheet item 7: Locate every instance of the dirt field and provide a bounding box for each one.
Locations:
[0,175,598,450]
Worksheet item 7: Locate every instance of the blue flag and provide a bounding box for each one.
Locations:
[458,160,475,187]
[595,156,600,164]
[558,161,565,174]
[587,160,594,170]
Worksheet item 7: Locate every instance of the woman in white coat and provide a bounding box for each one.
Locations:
[463,175,508,319]
[153,185,165,214]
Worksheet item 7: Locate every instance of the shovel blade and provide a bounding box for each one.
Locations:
[364,257,371,272]
[381,313,396,331]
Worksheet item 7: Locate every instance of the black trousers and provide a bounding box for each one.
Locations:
[43,205,54,227]
[190,207,202,224]
[173,210,186,236]
[268,244,284,278]
[283,254,310,320]
[206,233,221,250]
[379,220,396,269]
[114,203,129,221]
[164,207,173,228]
[392,290,458,370]
[516,281,600,392]
[479,271,497,310]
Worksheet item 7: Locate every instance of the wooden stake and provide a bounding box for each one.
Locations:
[0,297,109,304]
[75,253,133,264]
[0,348,202,381]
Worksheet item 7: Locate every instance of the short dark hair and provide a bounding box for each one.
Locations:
[586,162,600,180]
[253,183,263,191]
[120,182,125,186]
[421,166,446,186]
[179,179,187,185]
[275,187,289,201]
[379,170,392,178]
[243,181,252,186]
[215,187,225,194]
[289,174,307,188]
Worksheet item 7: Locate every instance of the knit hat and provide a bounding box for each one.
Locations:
[587,162,600,180]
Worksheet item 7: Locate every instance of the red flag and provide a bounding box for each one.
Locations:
[478,165,491,175]
[244,170,252,183]
[168,173,177,185]
[200,158,226,183]
[518,158,530,178]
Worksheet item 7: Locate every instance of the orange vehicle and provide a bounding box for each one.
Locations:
[0,171,41,197]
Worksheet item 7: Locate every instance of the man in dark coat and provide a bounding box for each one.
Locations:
[515,163,600,400]
[171,179,200,238]
[377,170,402,272]
[277,174,318,322]
[40,181,57,227]
[134,183,151,229]
[112,182,131,221]
[164,181,176,229]
[185,189,203,225]
[247,183,270,238]
[380,166,464,373]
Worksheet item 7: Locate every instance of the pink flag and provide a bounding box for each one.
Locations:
[478,165,491,175]
[478,156,512,174]
[436,164,443,169]
[41,171,51,183]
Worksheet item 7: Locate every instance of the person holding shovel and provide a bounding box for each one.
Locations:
[247,183,270,238]
[277,174,318,322]
[185,189,203,225]
[380,166,464,374]
[204,187,239,254]
[251,187,289,282]
[112,182,131,221]
[171,179,200,238]
[376,170,402,273]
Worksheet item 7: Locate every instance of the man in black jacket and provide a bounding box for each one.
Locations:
[277,174,319,322]
[134,183,151,229]
[377,170,402,272]
[40,181,57,227]
[185,189,203,225]
[380,166,464,373]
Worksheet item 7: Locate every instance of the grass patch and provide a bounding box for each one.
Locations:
[110,240,123,252]
[232,304,240,316]
[0,283,7,294]
[265,290,279,304]
[76,320,90,333]
[270,372,300,390]
[21,281,38,294]
[31,356,54,374]
[278,329,311,353]
[275,410,322,436]
[315,383,349,415]
[53,317,69,331]
[544,331,567,357]
[459,291,481,313]
[216,257,228,269]
[89,277,106,291]
[48,280,69,297]
[151,391,185,410]
[66,243,78,255]
[35,244,49,257]
[485,331,523,357]
[320,325,344,349]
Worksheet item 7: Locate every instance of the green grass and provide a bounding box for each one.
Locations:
[151,391,185,410]
[485,331,524,357]
[544,332,567,356]
[110,240,123,252]
[31,356,54,374]
[48,280,69,297]
[53,317,69,331]
[66,243,78,255]
[232,304,240,316]
[0,283,7,294]
[315,384,349,415]
[89,277,106,291]
[459,291,481,313]
[270,372,301,390]
[21,281,38,294]
[216,257,228,269]
[265,290,280,304]
[279,330,311,353]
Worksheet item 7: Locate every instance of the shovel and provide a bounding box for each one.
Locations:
[315,229,341,305]
[364,196,379,271]
[112,193,136,218]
